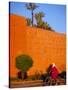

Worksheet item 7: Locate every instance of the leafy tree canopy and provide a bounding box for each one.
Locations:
[16,54,33,72]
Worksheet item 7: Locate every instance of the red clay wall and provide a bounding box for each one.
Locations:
[10,14,66,77]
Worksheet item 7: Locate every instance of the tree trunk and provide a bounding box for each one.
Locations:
[17,71,28,80]
[17,71,22,79]
[22,72,28,80]
[32,10,33,26]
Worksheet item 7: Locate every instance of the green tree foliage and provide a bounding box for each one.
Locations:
[35,12,45,28]
[16,54,33,72]
[26,3,38,26]
[26,18,32,26]
[25,3,54,31]
[35,12,54,31]
[16,54,33,79]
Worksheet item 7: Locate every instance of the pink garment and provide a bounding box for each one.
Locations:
[50,66,59,79]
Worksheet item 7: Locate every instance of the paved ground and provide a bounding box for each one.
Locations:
[10,79,66,88]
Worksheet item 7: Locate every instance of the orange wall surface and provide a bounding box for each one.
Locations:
[10,14,66,77]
